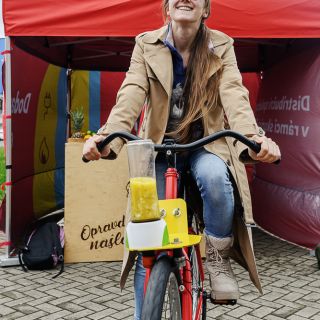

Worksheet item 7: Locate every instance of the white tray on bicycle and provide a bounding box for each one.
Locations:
[125,199,202,251]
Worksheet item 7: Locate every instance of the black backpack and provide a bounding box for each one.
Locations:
[18,222,64,278]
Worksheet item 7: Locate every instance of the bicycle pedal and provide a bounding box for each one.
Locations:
[209,298,237,305]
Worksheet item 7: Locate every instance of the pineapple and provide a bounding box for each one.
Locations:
[70,107,85,139]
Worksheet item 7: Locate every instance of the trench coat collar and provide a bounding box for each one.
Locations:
[142,25,230,48]
[142,25,226,96]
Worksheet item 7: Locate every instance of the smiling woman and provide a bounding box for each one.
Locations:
[82,0,280,319]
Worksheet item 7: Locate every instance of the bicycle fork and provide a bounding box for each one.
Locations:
[177,248,207,320]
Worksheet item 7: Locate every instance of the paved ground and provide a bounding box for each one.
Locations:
[0,228,319,320]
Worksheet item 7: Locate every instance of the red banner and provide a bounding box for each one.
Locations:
[10,45,48,242]
[1,45,68,244]
[253,45,320,249]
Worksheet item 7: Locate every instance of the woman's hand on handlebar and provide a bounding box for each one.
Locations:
[248,135,281,163]
[82,135,110,161]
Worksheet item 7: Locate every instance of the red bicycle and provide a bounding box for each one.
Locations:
[84,130,261,320]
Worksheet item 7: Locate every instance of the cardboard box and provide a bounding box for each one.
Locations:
[64,142,128,262]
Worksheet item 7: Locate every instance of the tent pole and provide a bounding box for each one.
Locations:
[67,69,72,138]
[0,37,18,267]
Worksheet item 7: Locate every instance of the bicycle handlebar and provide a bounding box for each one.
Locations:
[82,130,263,163]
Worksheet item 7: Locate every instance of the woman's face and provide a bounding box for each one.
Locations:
[167,0,208,25]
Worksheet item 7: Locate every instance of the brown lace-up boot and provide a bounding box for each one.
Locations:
[205,234,240,300]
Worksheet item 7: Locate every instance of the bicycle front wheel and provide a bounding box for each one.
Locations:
[142,256,182,320]
[189,245,204,320]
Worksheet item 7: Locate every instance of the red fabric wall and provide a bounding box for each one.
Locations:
[242,73,261,184]
[253,46,320,249]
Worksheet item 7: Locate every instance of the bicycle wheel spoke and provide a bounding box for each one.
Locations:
[162,273,181,319]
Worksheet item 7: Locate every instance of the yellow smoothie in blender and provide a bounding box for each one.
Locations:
[130,177,160,222]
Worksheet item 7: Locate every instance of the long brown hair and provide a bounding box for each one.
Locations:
[162,0,222,142]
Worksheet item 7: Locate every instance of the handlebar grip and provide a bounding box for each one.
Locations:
[250,140,261,154]
[82,156,90,163]
[96,141,105,153]
[81,132,140,163]
[82,141,105,163]
[249,140,280,164]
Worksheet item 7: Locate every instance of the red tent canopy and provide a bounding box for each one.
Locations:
[3,0,320,72]
[3,0,320,38]
[1,0,319,260]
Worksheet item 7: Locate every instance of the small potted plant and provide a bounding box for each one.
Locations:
[69,107,85,142]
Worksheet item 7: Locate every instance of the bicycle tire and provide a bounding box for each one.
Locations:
[141,256,182,320]
[189,245,203,320]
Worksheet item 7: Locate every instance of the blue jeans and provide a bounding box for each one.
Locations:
[134,148,235,320]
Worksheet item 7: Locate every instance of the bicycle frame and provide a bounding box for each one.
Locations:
[142,154,205,320]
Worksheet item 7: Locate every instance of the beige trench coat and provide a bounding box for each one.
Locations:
[99,26,264,293]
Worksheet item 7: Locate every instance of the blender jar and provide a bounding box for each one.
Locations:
[127,139,160,222]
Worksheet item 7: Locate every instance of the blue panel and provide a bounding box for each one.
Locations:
[89,71,101,132]
[54,68,67,206]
